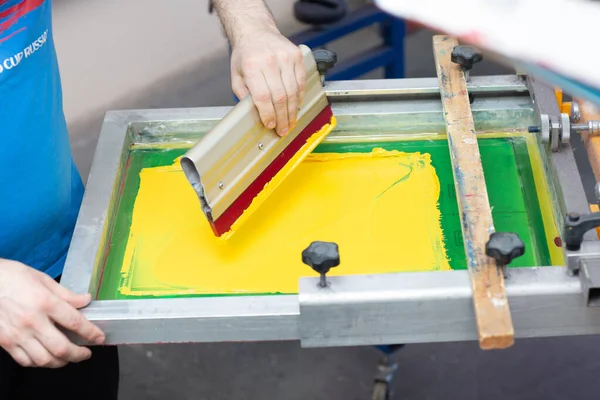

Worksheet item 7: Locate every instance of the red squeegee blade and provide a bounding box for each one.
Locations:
[210,105,334,237]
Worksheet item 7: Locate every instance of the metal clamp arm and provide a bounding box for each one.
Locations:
[565,212,600,251]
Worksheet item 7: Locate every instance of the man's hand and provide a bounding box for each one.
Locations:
[0,260,105,368]
[230,30,306,137]
[214,0,306,137]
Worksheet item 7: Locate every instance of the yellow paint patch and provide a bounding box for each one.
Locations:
[523,133,564,265]
[119,149,451,296]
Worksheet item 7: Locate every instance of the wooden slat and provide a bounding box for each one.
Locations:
[433,35,514,350]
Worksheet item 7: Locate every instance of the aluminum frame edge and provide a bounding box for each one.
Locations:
[69,266,600,346]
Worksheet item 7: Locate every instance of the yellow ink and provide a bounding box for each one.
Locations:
[119,148,450,296]
[222,116,337,239]
[523,134,564,265]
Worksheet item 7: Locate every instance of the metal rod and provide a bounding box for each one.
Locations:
[572,121,600,135]
[325,75,527,99]
[319,273,327,288]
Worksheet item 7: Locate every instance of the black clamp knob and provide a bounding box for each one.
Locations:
[313,49,338,77]
[451,45,483,71]
[564,212,600,251]
[451,45,483,81]
[485,232,525,277]
[294,0,348,26]
[302,241,340,288]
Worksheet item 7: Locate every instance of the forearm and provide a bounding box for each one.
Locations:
[212,0,280,46]
[217,0,304,136]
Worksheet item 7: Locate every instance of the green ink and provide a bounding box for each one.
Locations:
[376,162,413,199]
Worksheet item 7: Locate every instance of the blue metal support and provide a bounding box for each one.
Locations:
[382,18,406,79]
[329,46,395,81]
[290,4,406,80]
[375,345,405,356]
[291,5,388,49]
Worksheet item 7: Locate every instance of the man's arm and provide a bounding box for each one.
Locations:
[213,0,306,137]
[0,259,105,368]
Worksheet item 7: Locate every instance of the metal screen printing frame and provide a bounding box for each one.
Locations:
[60,76,600,346]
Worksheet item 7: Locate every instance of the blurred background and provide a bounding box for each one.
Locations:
[53,1,600,399]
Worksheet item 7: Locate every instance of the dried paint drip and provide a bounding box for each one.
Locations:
[119,149,451,296]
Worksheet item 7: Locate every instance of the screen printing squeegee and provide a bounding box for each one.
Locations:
[181,45,337,238]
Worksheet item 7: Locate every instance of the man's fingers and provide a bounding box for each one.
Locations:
[281,63,299,132]
[40,274,91,309]
[244,70,277,131]
[231,73,250,100]
[35,322,92,363]
[263,70,289,137]
[47,299,105,344]
[23,339,66,368]
[294,57,307,110]
[7,345,33,367]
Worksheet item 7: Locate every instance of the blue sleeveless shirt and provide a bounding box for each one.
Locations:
[0,0,84,278]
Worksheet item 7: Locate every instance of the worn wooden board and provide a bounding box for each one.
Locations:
[433,35,514,350]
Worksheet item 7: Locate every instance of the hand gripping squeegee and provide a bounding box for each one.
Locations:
[180,45,337,238]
